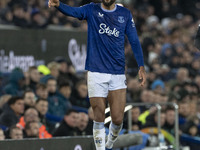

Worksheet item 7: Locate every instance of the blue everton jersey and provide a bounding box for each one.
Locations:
[57,2,144,74]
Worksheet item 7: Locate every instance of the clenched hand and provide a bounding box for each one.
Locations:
[138,66,146,87]
[48,0,60,8]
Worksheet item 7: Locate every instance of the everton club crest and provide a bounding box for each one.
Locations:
[118,16,125,23]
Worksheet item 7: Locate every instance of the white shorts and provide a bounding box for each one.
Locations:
[87,71,127,98]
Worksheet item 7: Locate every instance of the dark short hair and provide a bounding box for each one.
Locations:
[155,109,166,116]
[36,98,48,104]
[59,82,71,90]
[36,83,47,90]
[178,100,188,105]
[23,89,34,99]
[75,80,87,89]
[9,125,21,136]
[65,109,78,116]
[165,106,175,112]
[132,106,140,109]
[7,96,23,106]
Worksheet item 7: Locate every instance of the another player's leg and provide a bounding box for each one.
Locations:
[106,89,126,149]
[90,97,106,150]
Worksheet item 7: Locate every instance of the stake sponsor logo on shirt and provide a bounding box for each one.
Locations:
[99,23,119,37]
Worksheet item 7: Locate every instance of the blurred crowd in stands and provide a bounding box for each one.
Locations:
[0,59,94,139]
[0,0,199,148]
[0,0,199,29]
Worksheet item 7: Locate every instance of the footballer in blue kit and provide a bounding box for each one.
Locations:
[49,0,146,149]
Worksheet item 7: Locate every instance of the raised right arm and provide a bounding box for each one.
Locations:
[48,0,89,20]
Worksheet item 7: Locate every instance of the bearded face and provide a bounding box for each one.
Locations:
[102,0,116,7]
